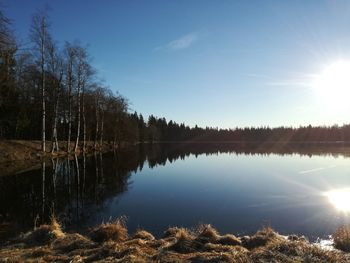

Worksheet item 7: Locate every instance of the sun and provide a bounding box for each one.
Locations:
[312,60,350,107]
[326,188,350,213]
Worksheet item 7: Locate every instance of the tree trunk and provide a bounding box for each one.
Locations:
[67,91,72,152]
[74,78,82,152]
[94,98,99,150]
[113,134,117,150]
[51,80,60,153]
[67,60,73,153]
[41,160,46,217]
[82,83,86,153]
[75,154,80,218]
[41,18,46,153]
[100,109,104,148]
[94,151,99,200]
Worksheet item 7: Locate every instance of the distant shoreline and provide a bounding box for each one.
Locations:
[2,139,350,164]
[2,139,350,178]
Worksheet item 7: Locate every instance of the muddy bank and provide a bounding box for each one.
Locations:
[0,140,119,163]
[0,219,349,263]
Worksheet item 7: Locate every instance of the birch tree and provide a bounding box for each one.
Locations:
[47,40,63,153]
[74,45,89,152]
[93,85,102,149]
[64,42,75,153]
[30,10,50,152]
[81,63,94,152]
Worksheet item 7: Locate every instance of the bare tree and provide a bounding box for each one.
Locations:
[30,10,50,152]
[47,40,63,153]
[93,86,107,149]
[0,10,14,48]
[74,45,89,152]
[100,100,105,147]
[82,64,94,152]
[82,81,87,152]
[94,94,99,149]
[0,10,17,138]
[1,8,140,146]
[64,42,75,153]
[93,85,101,150]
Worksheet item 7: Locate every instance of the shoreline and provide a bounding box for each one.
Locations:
[3,140,350,163]
[0,140,119,177]
[1,219,349,262]
[2,140,350,177]
[0,140,119,163]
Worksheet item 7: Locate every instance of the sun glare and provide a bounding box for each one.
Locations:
[312,60,350,107]
[326,188,350,213]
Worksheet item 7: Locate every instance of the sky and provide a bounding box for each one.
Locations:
[5,0,350,128]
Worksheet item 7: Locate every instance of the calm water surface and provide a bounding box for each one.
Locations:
[1,143,350,241]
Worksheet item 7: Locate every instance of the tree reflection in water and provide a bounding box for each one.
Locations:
[0,142,349,241]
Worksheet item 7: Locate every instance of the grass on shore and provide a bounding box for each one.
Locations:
[1,218,350,262]
[0,140,114,163]
[0,140,117,176]
[334,225,350,252]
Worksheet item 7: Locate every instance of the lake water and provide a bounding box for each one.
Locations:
[1,143,350,242]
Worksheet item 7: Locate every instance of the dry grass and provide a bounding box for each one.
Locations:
[167,228,198,254]
[90,217,128,243]
[218,234,242,246]
[333,225,350,252]
[196,224,220,243]
[252,238,349,263]
[1,222,350,262]
[132,229,155,241]
[23,216,64,245]
[51,233,95,252]
[241,226,282,249]
[163,227,192,239]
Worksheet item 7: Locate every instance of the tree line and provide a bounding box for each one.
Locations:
[1,8,350,152]
[145,115,350,143]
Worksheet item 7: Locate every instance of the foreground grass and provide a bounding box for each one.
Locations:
[1,218,350,263]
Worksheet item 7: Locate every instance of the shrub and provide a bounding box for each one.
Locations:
[333,225,350,252]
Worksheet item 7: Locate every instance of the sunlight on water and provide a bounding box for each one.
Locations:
[326,188,350,212]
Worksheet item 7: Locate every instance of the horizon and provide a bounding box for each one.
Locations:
[6,0,350,128]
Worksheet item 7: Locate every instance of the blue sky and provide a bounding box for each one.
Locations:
[6,0,350,128]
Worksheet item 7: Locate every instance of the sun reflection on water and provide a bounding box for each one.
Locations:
[326,188,350,213]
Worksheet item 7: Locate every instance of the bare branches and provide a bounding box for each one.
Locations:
[30,9,51,152]
[0,6,136,147]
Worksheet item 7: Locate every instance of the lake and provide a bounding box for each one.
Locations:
[1,143,350,242]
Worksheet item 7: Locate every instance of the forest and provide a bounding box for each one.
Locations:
[1,8,350,154]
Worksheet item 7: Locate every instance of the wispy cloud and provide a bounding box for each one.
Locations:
[155,32,198,51]
[243,73,314,89]
[264,72,316,88]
